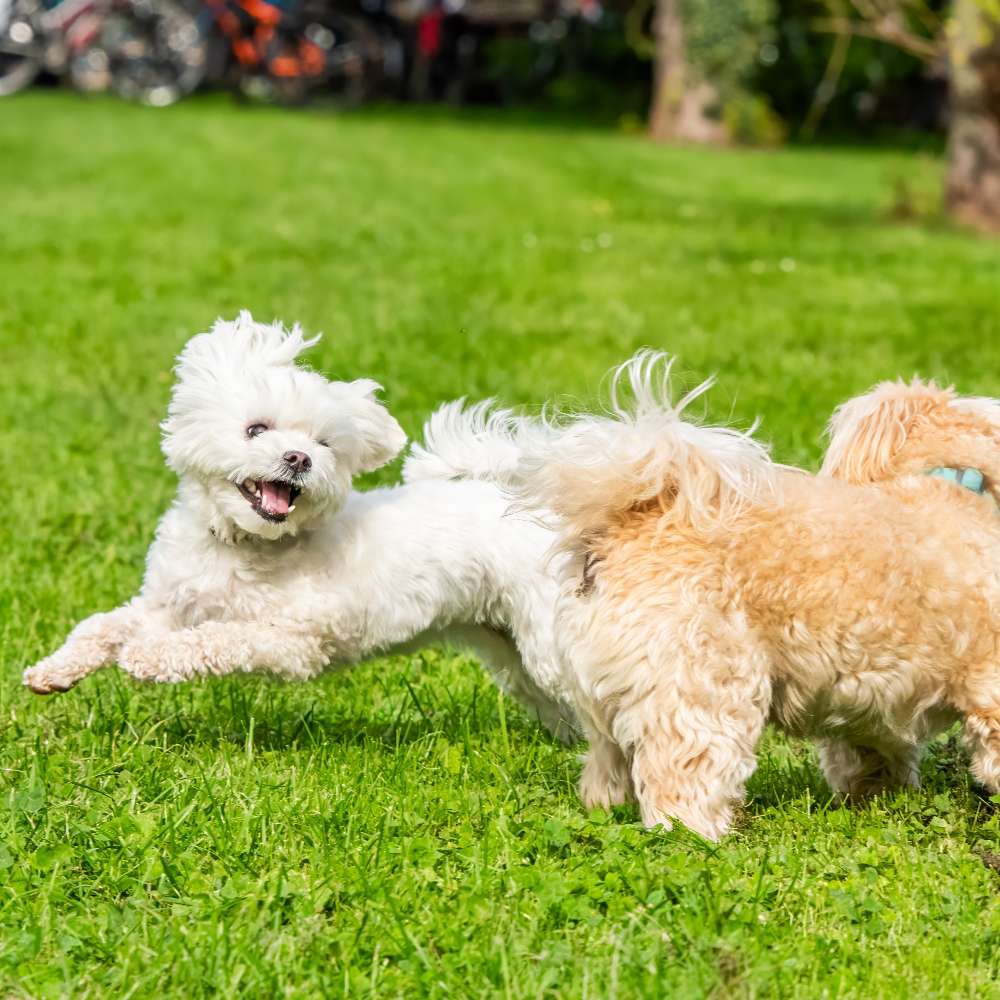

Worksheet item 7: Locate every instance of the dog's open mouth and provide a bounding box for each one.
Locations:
[237,478,302,522]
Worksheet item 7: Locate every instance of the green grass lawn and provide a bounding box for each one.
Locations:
[2,91,1000,999]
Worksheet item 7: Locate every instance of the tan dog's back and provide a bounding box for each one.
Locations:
[588,469,998,744]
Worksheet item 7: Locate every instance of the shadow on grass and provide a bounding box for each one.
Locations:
[27,673,992,838]
[43,669,573,756]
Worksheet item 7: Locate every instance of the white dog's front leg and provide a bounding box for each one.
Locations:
[23,600,150,695]
[119,620,331,684]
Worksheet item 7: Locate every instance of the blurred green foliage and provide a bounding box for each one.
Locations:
[761,0,943,136]
[484,9,652,118]
[683,0,776,100]
[483,0,943,142]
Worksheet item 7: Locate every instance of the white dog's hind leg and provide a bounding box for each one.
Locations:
[23,601,150,694]
[817,738,922,799]
[119,620,332,684]
[444,624,579,743]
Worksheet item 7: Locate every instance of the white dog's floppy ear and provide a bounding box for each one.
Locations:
[333,379,408,473]
[821,378,953,483]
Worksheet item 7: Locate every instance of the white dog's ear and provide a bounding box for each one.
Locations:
[821,378,952,483]
[333,379,408,473]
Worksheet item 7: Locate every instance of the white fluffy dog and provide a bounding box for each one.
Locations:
[23,313,578,741]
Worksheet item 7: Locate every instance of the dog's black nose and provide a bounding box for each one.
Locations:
[283,450,312,473]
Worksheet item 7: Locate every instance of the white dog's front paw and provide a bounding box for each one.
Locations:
[119,639,171,683]
[119,635,201,684]
[23,660,77,696]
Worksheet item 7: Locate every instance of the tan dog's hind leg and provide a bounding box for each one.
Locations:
[963,712,1000,794]
[628,698,767,841]
[951,665,1000,794]
[817,738,923,800]
[610,637,772,841]
[579,732,633,810]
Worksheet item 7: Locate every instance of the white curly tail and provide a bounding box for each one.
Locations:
[403,398,535,485]
[513,351,778,546]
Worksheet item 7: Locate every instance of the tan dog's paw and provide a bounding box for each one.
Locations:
[23,662,76,695]
[578,751,634,810]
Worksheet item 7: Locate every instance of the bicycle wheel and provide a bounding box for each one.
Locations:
[0,0,42,97]
[289,6,379,106]
[88,0,207,106]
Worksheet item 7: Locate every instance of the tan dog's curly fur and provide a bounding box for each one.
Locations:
[516,355,1000,840]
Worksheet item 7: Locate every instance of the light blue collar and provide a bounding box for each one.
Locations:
[925,466,989,497]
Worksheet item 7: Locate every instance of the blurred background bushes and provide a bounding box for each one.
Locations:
[485,0,942,143]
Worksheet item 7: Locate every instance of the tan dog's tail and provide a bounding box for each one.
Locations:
[821,378,1000,487]
[512,351,778,549]
[820,379,952,483]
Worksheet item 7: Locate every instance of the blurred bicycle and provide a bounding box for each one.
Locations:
[201,0,379,104]
[0,0,205,103]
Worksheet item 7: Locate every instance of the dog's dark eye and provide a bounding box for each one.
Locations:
[318,440,330,449]
[247,423,269,439]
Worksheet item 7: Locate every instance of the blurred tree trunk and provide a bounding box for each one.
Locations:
[946,0,1000,231]
[648,0,728,143]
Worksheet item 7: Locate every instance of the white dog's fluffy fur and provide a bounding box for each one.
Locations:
[513,352,1000,839]
[23,313,578,741]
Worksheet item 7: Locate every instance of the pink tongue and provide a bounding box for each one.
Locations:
[260,481,292,515]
